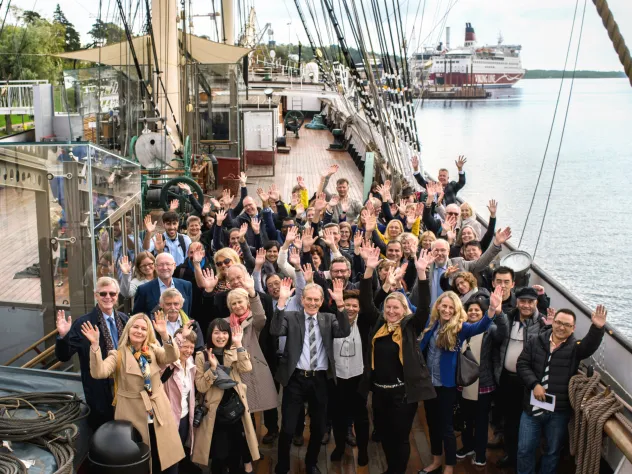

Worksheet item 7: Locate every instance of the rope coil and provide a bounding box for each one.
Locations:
[569,372,623,474]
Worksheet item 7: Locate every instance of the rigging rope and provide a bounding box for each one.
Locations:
[591,0,632,87]
[517,0,581,249]
[532,0,587,260]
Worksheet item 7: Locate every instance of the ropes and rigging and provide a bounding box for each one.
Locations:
[591,0,632,87]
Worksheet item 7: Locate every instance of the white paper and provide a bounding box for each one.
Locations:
[530,390,556,412]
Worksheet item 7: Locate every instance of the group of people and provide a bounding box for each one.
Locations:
[55,156,608,474]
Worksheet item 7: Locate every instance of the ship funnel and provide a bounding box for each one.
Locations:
[465,22,476,44]
[446,27,450,50]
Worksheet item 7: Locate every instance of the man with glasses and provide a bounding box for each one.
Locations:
[516,306,607,474]
[55,277,129,430]
[133,253,192,317]
[495,287,548,469]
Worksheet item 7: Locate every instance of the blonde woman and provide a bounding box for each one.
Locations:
[83,313,184,473]
[199,247,241,295]
[458,202,482,237]
[419,230,436,250]
[417,286,503,474]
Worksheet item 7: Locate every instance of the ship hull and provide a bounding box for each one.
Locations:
[429,71,525,88]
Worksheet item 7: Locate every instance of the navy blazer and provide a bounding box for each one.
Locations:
[54,306,129,430]
[132,278,193,317]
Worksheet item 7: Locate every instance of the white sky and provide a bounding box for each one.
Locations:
[13,0,632,71]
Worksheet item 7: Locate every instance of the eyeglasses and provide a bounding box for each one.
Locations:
[98,291,118,298]
[156,263,174,268]
[216,258,232,267]
[446,212,460,216]
[140,263,155,268]
[553,320,574,329]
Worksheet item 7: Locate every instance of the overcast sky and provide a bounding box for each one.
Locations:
[15,0,632,71]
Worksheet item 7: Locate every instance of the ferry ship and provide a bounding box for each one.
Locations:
[429,23,526,88]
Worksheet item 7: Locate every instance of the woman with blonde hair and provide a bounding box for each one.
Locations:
[358,249,436,474]
[83,313,184,473]
[210,247,241,294]
[120,251,156,300]
[458,202,482,237]
[419,230,436,250]
[417,286,503,474]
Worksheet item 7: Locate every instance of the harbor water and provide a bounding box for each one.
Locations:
[415,78,632,338]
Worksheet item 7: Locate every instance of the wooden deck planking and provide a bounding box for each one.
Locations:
[245,128,364,205]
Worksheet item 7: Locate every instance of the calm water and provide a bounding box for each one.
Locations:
[415,78,632,338]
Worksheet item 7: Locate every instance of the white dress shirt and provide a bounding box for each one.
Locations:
[296,311,328,371]
[166,315,183,338]
[174,358,193,418]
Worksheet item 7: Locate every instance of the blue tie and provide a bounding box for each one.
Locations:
[107,317,118,349]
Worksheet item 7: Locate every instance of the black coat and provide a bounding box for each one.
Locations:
[54,306,129,430]
[517,325,605,413]
[414,171,466,205]
[358,277,436,403]
[174,258,214,336]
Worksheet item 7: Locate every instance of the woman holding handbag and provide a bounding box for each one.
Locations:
[417,285,503,474]
[456,293,509,467]
[191,318,260,472]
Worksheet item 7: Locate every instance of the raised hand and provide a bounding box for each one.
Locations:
[254,248,266,268]
[328,278,345,306]
[80,321,100,348]
[328,194,340,209]
[202,200,211,215]
[489,285,504,315]
[201,268,218,292]
[302,263,314,283]
[487,199,498,218]
[285,226,298,245]
[56,310,72,338]
[444,214,457,232]
[411,155,420,171]
[295,201,305,216]
[397,199,407,217]
[322,227,336,248]
[365,200,376,216]
[278,277,295,302]
[365,214,377,233]
[455,155,467,171]
[365,247,381,270]
[294,233,303,250]
[170,199,180,211]
[154,233,166,253]
[302,225,316,250]
[257,187,270,203]
[239,172,248,187]
[243,273,256,297]
[291,193,300,208]
[182,320,195,339]
[232,244,243,257]
[324,164,339,177]
[353,230,364,249]
[144,214,157,233]
[359,240,376,261]
[192,247,206,264]
[591,304,607,328]
[250,216,261,234]
[207,351,218,370]
[177,182,192,195]
[493,227,512,246]
[222,189,234,207]
[231,325,244,347]
[237,223,249,242]
[288,247,301,268]
[210,197,221,209]
[153,310,168,339]
[445,264,459,278]
[546,307,556,326]
[296,176,306,189]
[313,192,327,212]
[119,255,131,275]
[268,184,280,202]
[216,209,227,227]
[415,249,435,277]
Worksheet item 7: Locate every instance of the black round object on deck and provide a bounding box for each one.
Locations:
[88,421,150,474]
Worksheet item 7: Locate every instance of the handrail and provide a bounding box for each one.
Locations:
[4,328,59,366]
[21,345,56,369]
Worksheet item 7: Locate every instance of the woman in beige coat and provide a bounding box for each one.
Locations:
[191,318,260,472]
[83,313,185,473]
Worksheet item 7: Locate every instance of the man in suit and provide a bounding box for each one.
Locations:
[411,154,467,205]
[55,277,129,431]
[133,253,192,316]
[271,280,350,474]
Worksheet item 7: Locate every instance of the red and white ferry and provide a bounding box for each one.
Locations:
[429,23,525,88]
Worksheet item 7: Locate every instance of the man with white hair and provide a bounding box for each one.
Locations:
[55,277,129,430]
[133,252,192,316]
[153,288,204,352]
[411,227,511,307]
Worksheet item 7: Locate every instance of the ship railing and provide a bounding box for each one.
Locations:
[3,327,62,370]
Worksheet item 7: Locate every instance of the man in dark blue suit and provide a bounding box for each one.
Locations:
[133,252,193,317]
[55,277,129,431]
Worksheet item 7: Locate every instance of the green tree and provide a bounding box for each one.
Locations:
[53,4,81,52]
[23,11,42,24]
[88,19,125,45]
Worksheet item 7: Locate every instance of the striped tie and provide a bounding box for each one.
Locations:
[533,353,551,417]
[308,317,317,370]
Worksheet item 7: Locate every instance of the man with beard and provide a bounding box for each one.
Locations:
[152,288,204,352]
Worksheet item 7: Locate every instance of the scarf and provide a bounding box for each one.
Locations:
[371,318,404,369]
[96,306,125,353]
[229,310,251,328]
[187,257,205,272]
[131,345,153,397]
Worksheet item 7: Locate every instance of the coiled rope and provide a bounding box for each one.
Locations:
[0,392,88,474]
[592,0,632,87]
[0,453,27,474]
[569,372,623,474]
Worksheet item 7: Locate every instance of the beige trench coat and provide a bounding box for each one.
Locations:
[89,342,185,472]
[224,295,278,413]
[191,349,260,466]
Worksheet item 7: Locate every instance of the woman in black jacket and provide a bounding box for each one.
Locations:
[358,248,436,474]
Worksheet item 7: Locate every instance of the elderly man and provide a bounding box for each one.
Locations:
[55,277,129,430]
[516,306,607,474]
[412,155,467,205]
[271,282,350,474]
[133,252,192,316]
[411,227,511,308]
[153,287,204,352]
[222,195,269,247]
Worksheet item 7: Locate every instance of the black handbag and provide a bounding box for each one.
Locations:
[456,338,480,387]
[215,388,245,425]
